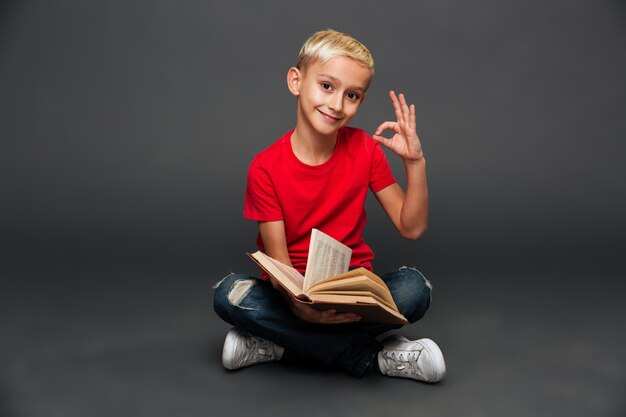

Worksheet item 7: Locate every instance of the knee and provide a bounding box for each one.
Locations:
[393,267,432,323]
[212,273,257,319]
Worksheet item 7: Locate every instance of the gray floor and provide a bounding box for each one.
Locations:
[2,260,624,417]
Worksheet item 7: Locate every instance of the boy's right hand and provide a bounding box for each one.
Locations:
[286,296,362,324]
[270,277,361,324]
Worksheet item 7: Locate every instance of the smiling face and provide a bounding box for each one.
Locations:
[288,56,372,138]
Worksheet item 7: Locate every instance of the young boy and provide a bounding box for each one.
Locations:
[213,29,445,382]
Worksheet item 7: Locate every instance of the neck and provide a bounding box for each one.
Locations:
[291,123,338,166]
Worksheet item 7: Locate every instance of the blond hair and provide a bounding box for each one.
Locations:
[296,29,375,81]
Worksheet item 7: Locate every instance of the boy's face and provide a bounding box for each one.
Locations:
[289,56,371,137]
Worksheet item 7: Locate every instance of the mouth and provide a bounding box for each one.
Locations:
[317,109,343,123]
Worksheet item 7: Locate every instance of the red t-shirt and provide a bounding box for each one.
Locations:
[244,126,396,274]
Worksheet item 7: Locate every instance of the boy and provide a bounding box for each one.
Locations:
[213,29,445,382]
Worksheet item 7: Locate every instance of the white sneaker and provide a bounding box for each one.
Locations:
[222,327,284,370]
[378,334,446,382]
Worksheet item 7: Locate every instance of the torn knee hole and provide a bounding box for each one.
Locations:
[227,279,256,309]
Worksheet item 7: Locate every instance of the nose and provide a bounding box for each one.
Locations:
[328,93,343,113]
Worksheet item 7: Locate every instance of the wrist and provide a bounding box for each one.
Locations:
[403,155,426,167]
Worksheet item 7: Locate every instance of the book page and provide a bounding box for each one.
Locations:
[307,268,399,311]
[303,229,352,291]
[304,293,408,324]
[248,251,305,296]
[307,276,396,307]
[311,290,396,310]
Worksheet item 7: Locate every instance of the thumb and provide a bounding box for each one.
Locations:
[372,134,394,152]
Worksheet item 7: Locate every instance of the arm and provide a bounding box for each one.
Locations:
[258,220,292,267]
[372,91,428,240]
[258,220,362,324]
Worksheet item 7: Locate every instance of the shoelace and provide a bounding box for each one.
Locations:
[381,349,425,379]
[242,335,278,362]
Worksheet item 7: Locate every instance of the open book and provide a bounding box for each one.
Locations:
[247,229,408,325]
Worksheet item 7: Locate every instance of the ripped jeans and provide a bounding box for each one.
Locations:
[213,267,432,377]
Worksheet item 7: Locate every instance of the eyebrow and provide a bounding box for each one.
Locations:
[318,73,366,92]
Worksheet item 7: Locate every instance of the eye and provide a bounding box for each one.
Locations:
[347,92,361,101]
[321,82,332,91]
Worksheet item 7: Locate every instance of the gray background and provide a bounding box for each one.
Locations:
[1,1,625,416]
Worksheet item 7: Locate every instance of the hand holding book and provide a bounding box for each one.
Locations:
[248,229,408,325]
[285,296,362,324]
[267,272,363,324]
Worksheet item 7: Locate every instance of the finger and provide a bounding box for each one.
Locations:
[337,313,362,323]
[372,135,390,149]
[374,121,397,137]
[398,93,411,128]
[409,104,416,130]
[389,90,404,124]
[342,313,362,321]
[319,308,358,320]
[330,311,360,319]
[373,133,396,148]
[318,308,337,317]
[323,313,362,324]
[398,93,409,116]
[317,309,347,322]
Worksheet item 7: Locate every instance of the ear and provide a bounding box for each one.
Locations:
[287,67,302,96]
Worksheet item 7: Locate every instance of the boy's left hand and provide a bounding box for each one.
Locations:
[373,91,424,163]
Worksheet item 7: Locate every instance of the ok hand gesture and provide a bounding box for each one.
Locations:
[373,91,424,163]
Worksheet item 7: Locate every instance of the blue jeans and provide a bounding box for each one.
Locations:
[213,266,432,377]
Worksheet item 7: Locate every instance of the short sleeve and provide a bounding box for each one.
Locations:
[369,143,396,192]
[244,157,283,221]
